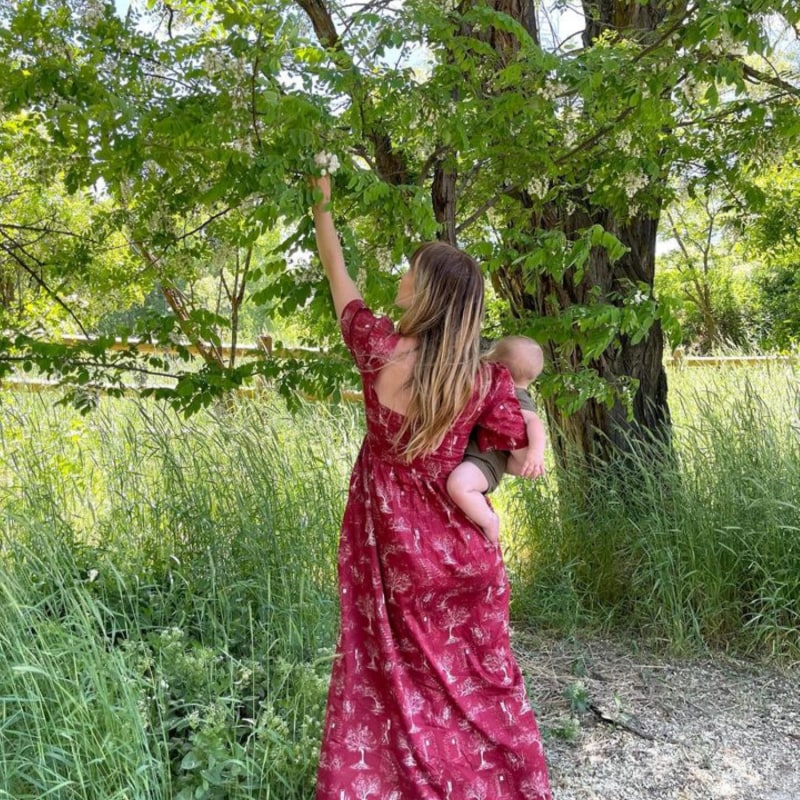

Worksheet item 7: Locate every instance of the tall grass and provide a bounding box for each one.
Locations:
[506,362,800,657]
[1,361,797,797]
[0,394,361,799]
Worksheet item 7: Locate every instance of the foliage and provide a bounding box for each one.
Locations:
[657,184,749,351]
[752,257,800,350]
[0,0,797,450]
[655,253,760,353]
[742,155,800,350]
[1,361,799,793]
[0,113,144,329]
[0,393,358,797]
[654,145,800,354]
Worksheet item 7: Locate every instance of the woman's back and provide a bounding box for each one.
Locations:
[372,335,418,416]
[343,299,527,475]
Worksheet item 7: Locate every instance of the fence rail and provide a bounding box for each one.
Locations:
[669,353,798,368]
[56,334,320,361]
[1,337,796,399]
[34,336,800,368]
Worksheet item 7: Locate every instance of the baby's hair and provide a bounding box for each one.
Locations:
[485,336,543,385]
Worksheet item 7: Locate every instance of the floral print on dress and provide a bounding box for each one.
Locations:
[316,299,552,800]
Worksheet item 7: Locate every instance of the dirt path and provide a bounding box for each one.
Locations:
[514,633,800,800]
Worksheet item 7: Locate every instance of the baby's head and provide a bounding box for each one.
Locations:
[486,336,544,386]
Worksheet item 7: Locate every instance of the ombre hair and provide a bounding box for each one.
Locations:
[394,241,486,461]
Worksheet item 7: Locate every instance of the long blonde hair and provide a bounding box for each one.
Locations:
[393,242,486,461]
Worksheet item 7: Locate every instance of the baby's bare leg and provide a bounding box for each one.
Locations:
[446,462,499,544]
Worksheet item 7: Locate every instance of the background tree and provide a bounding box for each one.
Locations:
[742,154,800,349]
[0,113,143,332]
[657,184,757,352]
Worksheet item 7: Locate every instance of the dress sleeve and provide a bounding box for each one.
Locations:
[474,363,529,453]
[340,298,397,373]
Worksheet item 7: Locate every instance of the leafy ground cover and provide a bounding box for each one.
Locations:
[0,398,355,798]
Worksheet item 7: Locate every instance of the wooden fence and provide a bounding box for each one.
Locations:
[1,336,796,399]
[0,335,360,400]
[669,352,798,368]
[56,334,318,361]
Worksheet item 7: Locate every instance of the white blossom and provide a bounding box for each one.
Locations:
[540,80,568,101]
[82,0,105,27]
[707,30,743,57]
[681,75,702,105]
[314,150,340,176]
[231,137,255,157]
[624,169,649,199]
[615,130,633,152]
[527,177,548,200]
[203,50,226,76]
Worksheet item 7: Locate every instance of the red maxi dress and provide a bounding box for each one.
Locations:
[316,300,552,800]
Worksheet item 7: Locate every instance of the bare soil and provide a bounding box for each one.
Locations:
[514,633,800,800]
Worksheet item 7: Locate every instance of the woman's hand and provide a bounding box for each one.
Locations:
[310,173,332,208]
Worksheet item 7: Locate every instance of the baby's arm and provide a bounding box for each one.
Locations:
[506,408,546,479]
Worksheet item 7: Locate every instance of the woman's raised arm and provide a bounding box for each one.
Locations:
[310,174,362,321]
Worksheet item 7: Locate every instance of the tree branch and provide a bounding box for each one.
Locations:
[0,233,91,337]
[294,0,341,50]
[736,57,800,97]
[293,0,409,185]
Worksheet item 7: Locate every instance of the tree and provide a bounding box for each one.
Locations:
[657,184,755,352]
[657,147,800,353]
[741,153,800,348]
[289,0,800,470]
[0,114,144,328]
[1,0,798,462]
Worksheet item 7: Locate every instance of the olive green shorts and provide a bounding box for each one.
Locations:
[462,440,509,494]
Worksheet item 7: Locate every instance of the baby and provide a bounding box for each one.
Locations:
[447,336,546,544]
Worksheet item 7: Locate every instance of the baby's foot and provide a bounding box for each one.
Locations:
[482,511,500,546]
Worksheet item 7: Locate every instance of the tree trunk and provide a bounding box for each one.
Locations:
[432,157,458,246]
[484,0,673,473]
[0,270,14,310]
[495,206,671,473]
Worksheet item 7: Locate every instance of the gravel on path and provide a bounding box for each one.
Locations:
[514,633,800,800]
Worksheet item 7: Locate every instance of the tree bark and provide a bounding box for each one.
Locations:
[432,156,459,246]
[495,204,671,472]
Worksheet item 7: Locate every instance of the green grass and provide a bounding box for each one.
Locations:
[0,394,360,799]
[0,362,798,796]
[505,361,800,657]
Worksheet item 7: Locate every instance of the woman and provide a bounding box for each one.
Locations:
[311,173,551,800]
